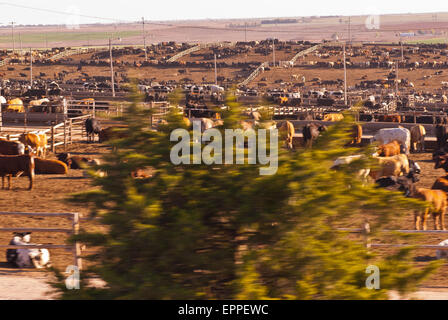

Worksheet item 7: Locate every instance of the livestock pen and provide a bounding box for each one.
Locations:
[0,212,82,270]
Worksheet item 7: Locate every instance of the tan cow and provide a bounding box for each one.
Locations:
[369,154,410,180]
[410,125,426,153]
[410,187,447,230]
[323,113,344,122]
[19,133,48,158]
[277,120,295,149]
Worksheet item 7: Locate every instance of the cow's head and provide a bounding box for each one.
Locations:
[435,155,448,171]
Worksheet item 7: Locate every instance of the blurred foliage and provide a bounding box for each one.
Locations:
[54,87,441,300]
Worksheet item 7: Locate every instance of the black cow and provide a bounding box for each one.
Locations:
[85,118,101,143]
[375,172,419,194]
[435,124,448,150]
[302,123,326,148]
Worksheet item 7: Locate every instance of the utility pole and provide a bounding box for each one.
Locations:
[245,22,247,42]
[19,33,22,53]
[214,53,218,85]
[109,38,115,97]
[348,16,351,45]
[399,37,404,62]
[30,48,33,87]
[142,17,147,62]
[272,39,276,67]
[343,42,348,105]
[11,21,15,55]
[395,60,399,96]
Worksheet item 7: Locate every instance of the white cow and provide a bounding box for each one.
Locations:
[210,85,224,95]
[436,239,448,259]
[373,127,411,155]
[331,155,371,183]
[6,233,51,269]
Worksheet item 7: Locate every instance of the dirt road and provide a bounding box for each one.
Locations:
[0,271,58,300]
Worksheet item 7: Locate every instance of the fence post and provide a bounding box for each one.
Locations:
[363,221,371,249]
[69,119,72,145]
[72,212,82,270]
[63,120,67,151]
[51,126,55,153]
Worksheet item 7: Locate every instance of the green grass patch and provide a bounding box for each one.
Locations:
[0,31,141,44]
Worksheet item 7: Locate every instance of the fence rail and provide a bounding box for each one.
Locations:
[0,114,91,153]
[289,44,322,65]
[338,225,448,251]
[0,212,82,269]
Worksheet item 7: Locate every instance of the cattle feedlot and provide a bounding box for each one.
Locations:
[6,1,448,304]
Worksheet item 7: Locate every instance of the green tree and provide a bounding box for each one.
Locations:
[53,89,440,300]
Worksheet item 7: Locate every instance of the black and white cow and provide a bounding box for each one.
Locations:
[6,232,51,269]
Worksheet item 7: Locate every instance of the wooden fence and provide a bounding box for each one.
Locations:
[0,114,92,153]
[66,100,124,117]
[338,224,448,251]
[0,212,82,270]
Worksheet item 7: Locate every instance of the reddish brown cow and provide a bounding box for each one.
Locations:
[98,126,128,143]
[0,155,34,190]
[378,115,402,123]
[0,139,25,155]
[408,186,447,230]
[377,140,401,157]
[34,158,68,175]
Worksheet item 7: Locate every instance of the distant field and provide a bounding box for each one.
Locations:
[406,37,448,44]
[0,30,141,44]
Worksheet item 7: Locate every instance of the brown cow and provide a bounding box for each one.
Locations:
[98,126,128,143]
[376,140,401,157]
[34,158,68,175]
[0,155,34,190]
[348,124,362,145]
[0,139,25,155]
[432,176,448,193]
[407,186,447,230]
[378,114,402,123]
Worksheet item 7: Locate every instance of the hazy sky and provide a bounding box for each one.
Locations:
[0,0,447,25]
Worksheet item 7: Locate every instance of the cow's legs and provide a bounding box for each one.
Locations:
[442,210,446,231]
[422,209,429,230]
[1,176,4,189]
[28,171,34,190]
[414,213,421,230]
[434,213,440,230]
[7,175,11,190]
